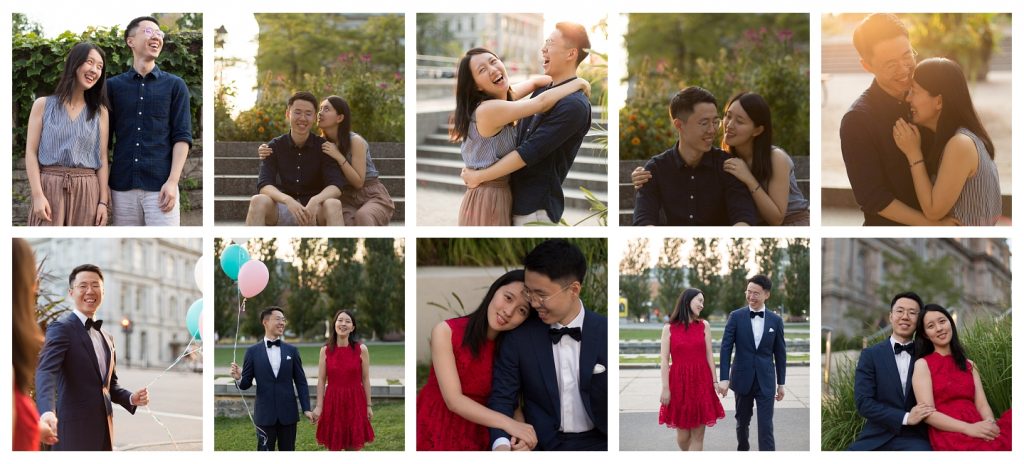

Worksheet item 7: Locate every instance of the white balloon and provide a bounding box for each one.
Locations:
[194,255,206,293]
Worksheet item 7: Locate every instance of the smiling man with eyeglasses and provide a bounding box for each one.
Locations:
[488,239,607,451]
[106,16,193,226]
[840,14,955,226]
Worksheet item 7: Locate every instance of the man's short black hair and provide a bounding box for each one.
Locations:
[523,239,587,285]
[890,291,923,311]
[287,91,318,109]
[69,264,104,288]
[260,306,285,322]
[747,274,772,292]
[670,86,717,121]
[125,16,161,43]
[852,13,909,62]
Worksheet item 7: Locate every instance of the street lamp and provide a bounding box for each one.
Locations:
[121,317,133,368]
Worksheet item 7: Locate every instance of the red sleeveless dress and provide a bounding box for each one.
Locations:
[417,316,496,450]
[315,343,375,450]
[924,352,1011,451]
[658,321,725,429]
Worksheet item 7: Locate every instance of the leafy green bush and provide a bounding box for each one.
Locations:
[620,28,809,161]
[12,27,202,158]
[906,13,1001,81]
[821,316,1012,450]
[218,55,404,143]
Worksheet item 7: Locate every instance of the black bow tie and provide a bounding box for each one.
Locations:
[266,339,281,348]
[85,318,103,331]
[894,342,914,356]
[750,311,765,319]
[549,326,582,344]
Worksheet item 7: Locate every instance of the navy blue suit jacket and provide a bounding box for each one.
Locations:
[35,312,137,450]
[237,340,311,427]
[488,310,608,450]
[719,307,787,396]
[848,339,928,450]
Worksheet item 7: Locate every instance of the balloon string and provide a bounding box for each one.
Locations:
[232,283,266,448]
[144,405,180,450]
[139,331,203,450]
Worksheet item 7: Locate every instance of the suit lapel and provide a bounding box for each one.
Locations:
[578,311,598,416]
[69,313,105,384]
[258,342,274,381]
[741,307,756,351]
[879,342,906,402]
[531,322,561,417]
[100,330,115,387]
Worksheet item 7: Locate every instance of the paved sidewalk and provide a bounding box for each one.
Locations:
[416,186,603,226]
[111,367,203,451]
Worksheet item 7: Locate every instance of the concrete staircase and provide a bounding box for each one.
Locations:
[415,108,608,211]
[213,141,405,224]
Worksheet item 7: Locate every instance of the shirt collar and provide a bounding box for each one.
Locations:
[669,142,717,171]
[131,64,163,80]
[749,305,767,313]
[889,335,912,347]
[72,309,93,326]
[867,79,909,113]
[551,300,586,330]
[264,336,281,344]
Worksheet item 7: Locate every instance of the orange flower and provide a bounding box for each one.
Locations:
[631,137,640,145]
[258,126,265,133]
[629,114,637,122]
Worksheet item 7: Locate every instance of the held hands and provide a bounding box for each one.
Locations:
[461,168,484,189]
[660,387,671,405]
[257,144,272,160]
[775,385,785,401]
[367,405,373,421]
[311,406,322,424]
[893,118,923,160]
[723,157,756,187]
[132,387,150,406]
[304,410,317,424]
[286,198,314,226]
[38,411,59,445]
[158,181,177,213]
[229,362,241,380]
[717,380,730,398]
[907,403,935,425]
[31,193,53,222]
[303,197,322,225]
[504,420,538,450]
[631,167,651,190]
[964,420,1001,441]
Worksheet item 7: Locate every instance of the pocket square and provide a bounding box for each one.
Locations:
[593,364,606,375]
[286,355,292,360]
[769,328,775,333]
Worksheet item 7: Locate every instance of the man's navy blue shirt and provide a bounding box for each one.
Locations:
[632,144,757,226]
[107,65,193,191]
[257,133,346,206]
[511,78,591,222]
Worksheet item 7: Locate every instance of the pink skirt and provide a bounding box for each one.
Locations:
[28,165,100,226]
[458,176,511,226]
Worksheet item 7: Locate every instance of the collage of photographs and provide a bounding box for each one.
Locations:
[3,1,1017,463]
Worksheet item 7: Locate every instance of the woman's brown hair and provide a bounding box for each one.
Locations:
[13,238,43,394]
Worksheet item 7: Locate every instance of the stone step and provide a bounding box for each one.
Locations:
[416,172,605,211]
[417,145,608,174]
[214,156,405,176]
[417,159,604,193]
[214,174,405,198]
[215,141,405,159]
[214,196,405,223]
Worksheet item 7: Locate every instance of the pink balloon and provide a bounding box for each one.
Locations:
[237,260,270,298]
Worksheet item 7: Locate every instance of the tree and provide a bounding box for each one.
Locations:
[756,238,783,284]
[722,238,751,313]
[416,13,460,56]
[619,238,651,321]
[357,239,405,339]
[324,238,362,313]
[783,238,810,319]
[286,238,334,339]
[872,250,963,331]
[655,238,687,320]
[688,238,724,317]
[359,15,405,70]
[12,13,42,36]
[255,14,357,87]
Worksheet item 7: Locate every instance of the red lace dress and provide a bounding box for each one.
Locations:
[417,316,496,450]
[658,321,725,429]
[315,343,375,450]
[14,381,40,451]
[924,352,1012,451]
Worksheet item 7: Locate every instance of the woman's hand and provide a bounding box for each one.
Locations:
[257,143,273,160]
[461,168,484,189]
[95,202,108,226]
[312,405,322,423]
[322,141,344,163]
[575,78,592,98]
[893,118,923,161]
[31,193,52,222]
[367,405,374,421]
[631,167,651,190]
[964,420,1000,440]
[723,157,756,187]
[504,420,538,450]
[660,387,671,405]
[531,75,553,89]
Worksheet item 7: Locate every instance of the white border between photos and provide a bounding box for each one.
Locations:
[1,0,1019,463]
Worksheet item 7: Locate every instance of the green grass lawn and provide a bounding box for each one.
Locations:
[215,344,404,367]
[214,400,404,451]
[620,324,811,342]
[619,353,812,364]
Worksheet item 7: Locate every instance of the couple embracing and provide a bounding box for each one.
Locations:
[417,239,608,451]
[451,22,593,226]
[849,292,1011,451]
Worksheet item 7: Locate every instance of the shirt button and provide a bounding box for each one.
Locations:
[140,96,144,100]
[136,143,140,146]
[134,158,138,162]
[138,112,142,115]
[690,176,695,180]
[137,127,141,131]
[690,195,694,199]
[689,215,694,219]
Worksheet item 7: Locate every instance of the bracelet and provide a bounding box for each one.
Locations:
[751,184,762,194]
[98,201,108,208]
[910,159,925,168]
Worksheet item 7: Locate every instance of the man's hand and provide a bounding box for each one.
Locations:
[907,403,935,425]
[286,198,312,226]
[775,385,785,401]
[304,197,322,226]
[39,411,59,445]
[510,436,532,451]
[158,181,177,213]
[229,362,241,380]
[304,410,316,424]
[717,380,730,398]
[132,387,150,406]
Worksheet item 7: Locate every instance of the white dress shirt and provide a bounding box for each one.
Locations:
[264,337,282,377]
[551,304,594,433]
[73,309,108,381]
[889,336,913,425]
[749,305,766,349]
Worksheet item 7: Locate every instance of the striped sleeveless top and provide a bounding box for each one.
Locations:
[461,115,517,170]
[944,128,1001,226]
[351,132,380,180]
[36,96,102,169]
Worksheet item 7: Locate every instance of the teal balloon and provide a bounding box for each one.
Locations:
[186,298,203,341]
[220,244,250,280]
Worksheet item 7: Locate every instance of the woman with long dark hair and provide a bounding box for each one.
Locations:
[658,288,724,450]
[314,309,374,450]
[450,48,589,225]
[12,238,57,450]
[911,304,1011,450]
[893,58,1001,225]
[25,42,111,226]
[417,270,538,450]
[632,92,809,225]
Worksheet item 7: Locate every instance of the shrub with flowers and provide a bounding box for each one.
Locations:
[620,28,809,161]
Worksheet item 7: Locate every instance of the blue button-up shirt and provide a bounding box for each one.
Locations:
[257,133,346,206]
[107,65,193,191]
